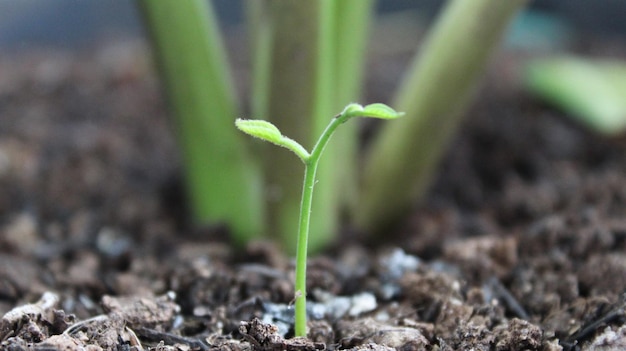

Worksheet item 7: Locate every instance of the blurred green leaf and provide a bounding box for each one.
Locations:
[525,56,626,135]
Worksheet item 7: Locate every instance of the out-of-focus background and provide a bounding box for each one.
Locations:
[0,0,624,51]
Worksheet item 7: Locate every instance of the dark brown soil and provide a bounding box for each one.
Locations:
[1,34,626,351]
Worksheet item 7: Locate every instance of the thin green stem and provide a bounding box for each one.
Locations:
[281,137,311,163]
[293,161,315,337]
[293,114,350,337]
[310,115,349,161]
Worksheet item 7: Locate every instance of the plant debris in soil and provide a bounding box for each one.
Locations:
[1,36,626,351]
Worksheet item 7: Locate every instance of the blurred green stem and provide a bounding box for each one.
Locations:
[138,0,264,244]
[246,0,374,253]
[250,0,320,252]
[358,0,527,233]
[325,0,375,216]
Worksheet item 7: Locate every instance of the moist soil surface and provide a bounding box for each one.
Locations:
[1,36,626,351]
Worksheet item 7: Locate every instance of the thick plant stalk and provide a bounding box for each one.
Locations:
[325,0,375,214]
[247,0,375,253]
[251,1,321,253]
[138,0,264,244]
[307,0,338,253]
[358,0,527,233]
[332,0,374,107]
[246,0,272,123]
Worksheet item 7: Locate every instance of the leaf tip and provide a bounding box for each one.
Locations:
[235,118,283,144]
[341,103,404,120]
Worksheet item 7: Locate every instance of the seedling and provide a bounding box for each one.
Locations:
[236,103,403,337]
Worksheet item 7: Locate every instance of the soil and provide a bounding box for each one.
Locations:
[1,32,626,350]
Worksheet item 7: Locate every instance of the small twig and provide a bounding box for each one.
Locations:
[62,315,109,336]
[487,276,530,320]
[135,327,210,351]
[561,293,626,350]
[233,296,264,316]
[125,326,144,351]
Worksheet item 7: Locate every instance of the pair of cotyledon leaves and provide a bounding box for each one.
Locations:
[236,103,403,161]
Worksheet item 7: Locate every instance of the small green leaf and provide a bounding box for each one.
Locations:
[361,103,405,119]
[340,103,365,117]
[236,118,310,161]
[235,118,283,144]
[342,103,404,119]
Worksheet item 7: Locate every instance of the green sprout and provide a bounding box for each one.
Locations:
[236,103,403,337]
